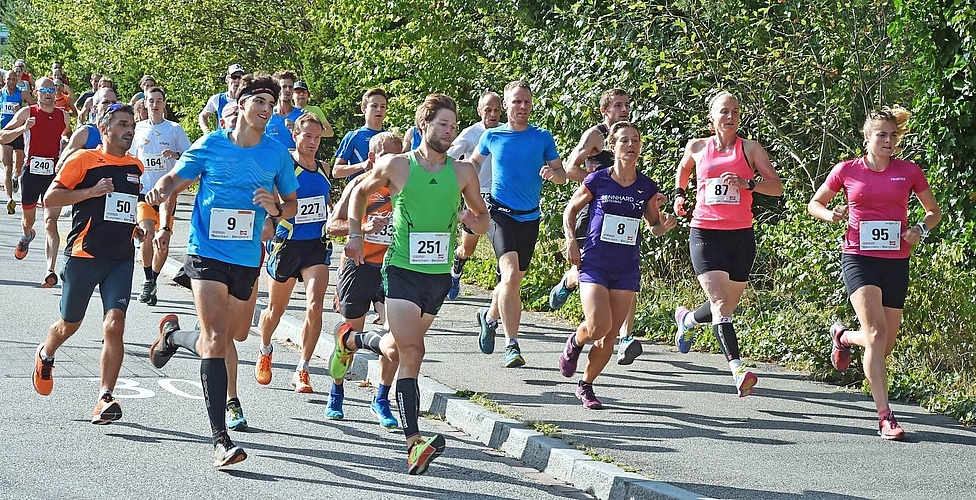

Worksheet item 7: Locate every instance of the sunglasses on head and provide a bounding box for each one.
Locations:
[37,87,57,94]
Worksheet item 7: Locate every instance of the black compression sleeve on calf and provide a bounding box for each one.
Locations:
[713,321,740,361]
[452,256,467,276]
[354,330,385,356]
[201,358,229,438]
[693,301,712,324]
[169,329,201,357]
[396,378,421,441]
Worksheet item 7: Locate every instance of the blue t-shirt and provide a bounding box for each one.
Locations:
[478,123,559,222]
[275,160,331,241]
[265,107,305,149]
[175,130,299,267]
[581,169,658,275]
[1,89,22,128]
[335,126,384,177]
[83,124,102,149]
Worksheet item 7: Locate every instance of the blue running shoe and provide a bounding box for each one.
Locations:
[504,342,525,368]
[477,307,498,354]
[674,306,695,354]
[325,392,344,420]
[371,397,400,431]
[447,275,461,300]
[548,275,573,311]
[226,399,248,431]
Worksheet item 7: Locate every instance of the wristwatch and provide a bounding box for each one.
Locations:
[746,179,757,191]
[916,222,930,239]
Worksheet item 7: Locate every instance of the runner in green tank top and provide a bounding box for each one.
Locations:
[329,94,489,476]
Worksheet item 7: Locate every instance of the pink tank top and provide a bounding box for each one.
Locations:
[691,136,755,230]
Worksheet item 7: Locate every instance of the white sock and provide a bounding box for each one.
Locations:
[260,344,272,356]
[729,359,743,372]
[40,348,53,361]
[296,359,309,372]
[682,313,697,329]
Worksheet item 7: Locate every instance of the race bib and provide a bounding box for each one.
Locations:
[143,154,166,173]
[209,208,255,240]
[704,178,740,205]
[295,195,327,224]
[1,101,18,115]
[409,232,449,264]
[103,192,137,224]
[859,220,901,251]
[600,213,640,245]
[363,215,392,245]
[28,157,56,175]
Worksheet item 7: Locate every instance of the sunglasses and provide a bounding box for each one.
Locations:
[37,87,57,94]
[230,74,242,80]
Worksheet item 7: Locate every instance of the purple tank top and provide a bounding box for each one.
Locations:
[581,168,658,274]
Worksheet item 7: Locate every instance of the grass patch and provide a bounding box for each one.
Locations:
[454,390,520,419]
[574,444,642,474]
[530,421,561,437]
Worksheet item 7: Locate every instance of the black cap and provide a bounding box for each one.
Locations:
[294,80,309,91]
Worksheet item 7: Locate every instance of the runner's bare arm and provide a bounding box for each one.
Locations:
[0,107,31,144]
[564,127,603,183]
[562,184,594,267]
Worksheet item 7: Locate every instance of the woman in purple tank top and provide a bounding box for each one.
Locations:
[557,122,677,409]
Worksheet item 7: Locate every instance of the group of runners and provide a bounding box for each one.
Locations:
[8,57,940,473]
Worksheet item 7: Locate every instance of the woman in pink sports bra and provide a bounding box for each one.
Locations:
[808,107,940,441]
[671,91,783,397]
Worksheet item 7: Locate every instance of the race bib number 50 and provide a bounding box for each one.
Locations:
[209,208,255,240]
[409,232,449,264]
[859,220,901,251]
[103,192,138,224]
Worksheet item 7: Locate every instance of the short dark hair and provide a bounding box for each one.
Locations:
[238,72,280,104]
[607,121,640,149]
[599,88,630,111]
[146,86,166,99]
[97,103,135,130]
[272,70,297,85]
[503,80,531,99]
[417,93,457,128]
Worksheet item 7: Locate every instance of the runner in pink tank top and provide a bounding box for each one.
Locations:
[671,91,783,398]
[808,107,941,441]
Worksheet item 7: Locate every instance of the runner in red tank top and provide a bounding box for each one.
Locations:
[671,91,783,397]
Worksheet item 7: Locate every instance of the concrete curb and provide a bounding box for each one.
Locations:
[162,254,711,500]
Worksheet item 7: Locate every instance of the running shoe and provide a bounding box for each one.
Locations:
[548,275,573,311]
[617,335,643,365]
[558,333,583,377]
[575,381,603,409]
[6,199,14,215]
[33,344,54,396]
[878,411,906,441]
[292,369,313,393]
[91,393,123,425]
[733,366,758,398]
[149,314,180,369]
[407,434,446,475]
[674,306,694,353]
[226,399,248,431]
[504,342,525,368]
[477,307,497,354]
[329,322,354,380]
[830,321,852,371]
[11,176,18,193]
[325,392,344,420]
[446,274,461,300]
[371,397,400,430]
[254,347,273,385]
[138,280,157,305]
[41,270,58,289]
[14,228,35,260]
[213,431,247,467]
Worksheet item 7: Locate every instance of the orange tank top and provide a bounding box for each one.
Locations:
[361,186,393,266]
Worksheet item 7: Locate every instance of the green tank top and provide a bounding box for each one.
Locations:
[383,151,461,274]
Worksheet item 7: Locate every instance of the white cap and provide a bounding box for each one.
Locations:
[226,64,245,77]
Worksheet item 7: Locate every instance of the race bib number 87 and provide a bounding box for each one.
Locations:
[409,232,449,264]
[704,178,740,205]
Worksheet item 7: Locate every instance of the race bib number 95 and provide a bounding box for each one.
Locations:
[859,220,901,251]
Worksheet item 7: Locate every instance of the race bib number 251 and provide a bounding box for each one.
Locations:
[408,232,449,264]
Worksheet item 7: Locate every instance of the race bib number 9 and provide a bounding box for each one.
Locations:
[859,220,901,251]
[295,195,327,224]
[103,192,138,224]
[599,214,640,245]
[29,157,55,175]
[363,215,393,246]
[704,178,740,205]
[409,232,449,264]
[209,208,255,240]
[2,101,18,115]
[143,154,166,173]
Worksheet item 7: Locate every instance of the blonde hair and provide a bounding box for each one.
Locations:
[369,131,403,154]
[863,105,911,150]
[706,90,737,132]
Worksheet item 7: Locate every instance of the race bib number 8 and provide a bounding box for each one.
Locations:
[600,214,640,245]
[209,208,255,240]
[704,178,740,205]
[363,215,392,245]
[103,192,138,224]
[29,157,55,175]
[409,232,450,264]
[295,195,327,224]
[859,220,901,251]
[143,154,166,173]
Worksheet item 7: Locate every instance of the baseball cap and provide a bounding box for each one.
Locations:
[294,80,309,91]
[221,101,239,119]
[226,64,245,77]
[13,59,25,68]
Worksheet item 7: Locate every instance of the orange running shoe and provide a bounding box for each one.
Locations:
[14,228,35,260]
[291,369,313,393]
[33,344,54,396]
[407,434,446,475]
[91,393,123,424]
[255,348,273,385]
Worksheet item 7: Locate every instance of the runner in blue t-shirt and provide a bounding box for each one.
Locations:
[332,88,387,179]
[265,70,305,148]
[145,73,299,468]
[467,81,566,369]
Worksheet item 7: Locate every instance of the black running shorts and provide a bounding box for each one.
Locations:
[689,227,756,282]
[382,265,451,316]
[841,253,910,309]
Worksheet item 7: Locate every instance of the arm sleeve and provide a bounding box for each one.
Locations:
[476,130,492,156]
[824,162,846,192]
[447,137,471,160]
[172,135,210,181]
[175,125,192,153]
[911,162,931,194]
[335,131,354,161]
[202,94,219,114]
[543,131,559,162]
[53,152,88,189]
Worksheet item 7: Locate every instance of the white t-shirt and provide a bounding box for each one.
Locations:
[129,119,192,194]
[448,121,492,193]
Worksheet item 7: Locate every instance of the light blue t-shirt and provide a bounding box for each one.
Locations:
[477,123,559,222]
[335,126,384,178]
[265,106,305,149]
[175,130,299,267]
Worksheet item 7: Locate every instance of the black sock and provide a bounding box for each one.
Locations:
[354,330,386,356]
[168,329,201,357]
[452,255,467,277]
[151,269,160,281]
[201,358,228,439]
[693,301,712,324]
[713,321,740,361]
[396,378,421,442]
[226,397,240,409]
[143,266,154,280]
